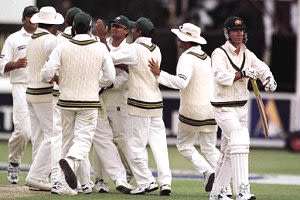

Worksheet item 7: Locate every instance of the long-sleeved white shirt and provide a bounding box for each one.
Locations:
[0,27,32,83]
[211,41,274,103]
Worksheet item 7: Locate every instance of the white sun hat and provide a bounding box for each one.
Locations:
[31,6,64,25]
[171,23,207,44]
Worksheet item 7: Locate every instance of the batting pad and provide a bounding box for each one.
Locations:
[230,128,250,194]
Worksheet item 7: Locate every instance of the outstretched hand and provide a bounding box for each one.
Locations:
[95,19,108,41]
[148,58,160,76]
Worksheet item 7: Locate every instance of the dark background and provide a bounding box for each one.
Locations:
[0,0,297,92]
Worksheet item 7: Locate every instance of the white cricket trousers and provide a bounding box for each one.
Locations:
[61,109,97,161]
[27,101,53,181]
[127,115,172,186]
[8,84,31,164]
[211,105,250,195]
[176,130,220,174]
[92,110,127,182]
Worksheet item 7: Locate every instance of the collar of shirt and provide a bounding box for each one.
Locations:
[134,37,152,46]
[225,40,247,55]
[183,45,203,55]
[107,37,127,50]
[63,26,72,34]
[20,27,32,37]
[35,27,51,34]
[73,34,93,41]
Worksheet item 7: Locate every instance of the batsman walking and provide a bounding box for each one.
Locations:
[209,16,277,200]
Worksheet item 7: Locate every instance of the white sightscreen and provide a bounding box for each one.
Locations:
[0,0,36,24]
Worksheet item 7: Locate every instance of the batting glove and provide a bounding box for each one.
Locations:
[263,77,277,92]
[241,67,258,80]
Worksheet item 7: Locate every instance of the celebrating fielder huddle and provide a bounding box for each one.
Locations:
[1,4,278,200]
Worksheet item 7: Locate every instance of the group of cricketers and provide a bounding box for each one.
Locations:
[0,4,277,200]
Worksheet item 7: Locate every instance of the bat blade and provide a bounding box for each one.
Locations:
[251,80,269,138]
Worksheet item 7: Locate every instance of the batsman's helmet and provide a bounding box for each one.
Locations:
[223,16,247,43]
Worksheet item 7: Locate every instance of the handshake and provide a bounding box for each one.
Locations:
[240,68,277,92]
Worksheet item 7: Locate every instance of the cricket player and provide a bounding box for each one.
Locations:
[148,22,220,193]
[25,6,64,191]
[209,16,277,200]
[0,6,38,184]
[41,11,115,195]
[110,17,172,196]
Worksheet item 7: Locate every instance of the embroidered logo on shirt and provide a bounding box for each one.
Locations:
[17,45,26,51]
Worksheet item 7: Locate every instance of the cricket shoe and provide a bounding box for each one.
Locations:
[95,179,109,193]
[209,188,233,200]
[25,177,51,191]
[51,181,77,195]
[59,158,78,189]
[130,182,159,195]
[116,179,134,194]
[222,185,232,198]
[204,171,215,192]
[159,184,171,196]
[81,181,94,194]
[236,184,256,200]
[7,163,19,184]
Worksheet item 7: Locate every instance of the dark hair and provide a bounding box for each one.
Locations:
[38,23,54,29]
[22,6,38,19]
[73,25,90,34]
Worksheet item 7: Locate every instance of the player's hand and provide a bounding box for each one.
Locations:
[15,57,28,69]
[263,77,277,92]
[241,67,258,80]
[95,19,108,38]
[148,58,160,76]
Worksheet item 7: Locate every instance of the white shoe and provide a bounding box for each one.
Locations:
[81,182,94,194]
[116,179,134,194]
[25,177,51,191]
[159,184,171,196]
[222,185,232,197]
[130,182,159,195]
[51,181,77,195]
[209,188,234,200]
[95,179,109,193]
[236,184,256,200]
[7,163,19,184]
[204,171,215,192]
[59,158,78,189]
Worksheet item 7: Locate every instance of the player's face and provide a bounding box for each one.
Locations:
[131,27,140,42]
[229,29,244,45]
[22,16,38,33]
[110,23,128,40]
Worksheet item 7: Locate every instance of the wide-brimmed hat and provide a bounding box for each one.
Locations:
[31,6,64,25]
[171,23,207,44]
[110,15,129,29]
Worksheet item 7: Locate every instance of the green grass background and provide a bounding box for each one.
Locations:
[0,140,300,200]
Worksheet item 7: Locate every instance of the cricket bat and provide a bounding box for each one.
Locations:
[251,80,269,138]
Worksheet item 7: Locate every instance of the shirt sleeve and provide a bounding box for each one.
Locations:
[44,35,58,57]
[158,55,192,89]
[110,44,138,66]
[99,46,116,87]
[211,49,235,86]
[40,45,62,83]
[249,51,274,82]
[0,36,14,75]
[112,69,128,90]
